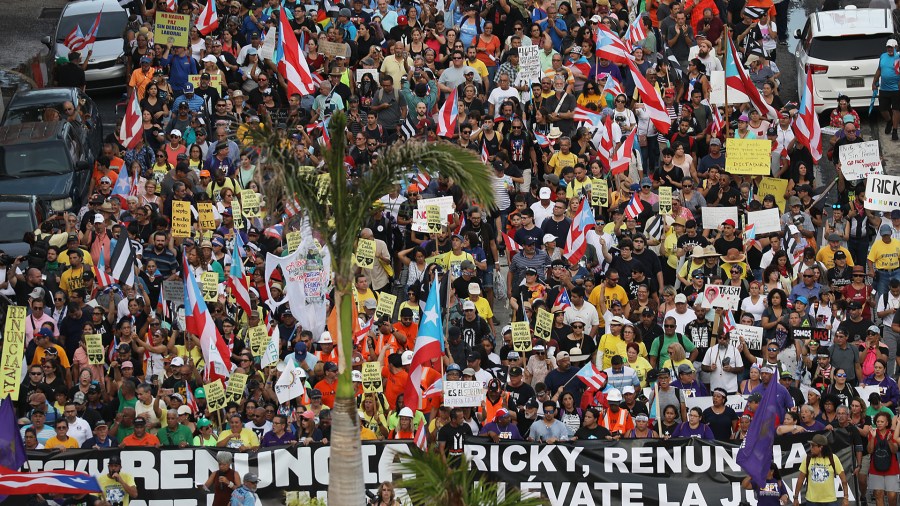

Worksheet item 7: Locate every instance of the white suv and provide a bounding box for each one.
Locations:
[793,6,893,116]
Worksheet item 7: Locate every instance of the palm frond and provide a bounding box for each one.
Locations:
[396,449,546,506]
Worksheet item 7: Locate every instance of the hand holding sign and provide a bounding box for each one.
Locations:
[355,238,376,269]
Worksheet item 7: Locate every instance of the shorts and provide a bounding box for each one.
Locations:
[880,90,900,112]
[869,472,900,492]
[482,264,495,289]
[861,454,871,476]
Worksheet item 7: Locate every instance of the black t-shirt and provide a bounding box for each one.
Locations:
[460,316,492,348]
[714,236,743,256]
[677,234,709,256]
[505,382,536,411]
[837,318,873,343]
[56,63,86,88]
[702,406,738,441]
[438,422,472,456]
[575,425,610,440]
[451,275,481,300]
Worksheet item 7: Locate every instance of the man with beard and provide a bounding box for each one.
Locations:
[503,117,538,180]
[630,235,664,298]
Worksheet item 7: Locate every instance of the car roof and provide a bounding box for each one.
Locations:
[0,122,68,145]
[62,0,126,16]
[0,195,39,207]
[7,88,79,111]
[809,7,892,37]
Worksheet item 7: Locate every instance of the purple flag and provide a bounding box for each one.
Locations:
[736,380,781,487]
[0,395,27,501]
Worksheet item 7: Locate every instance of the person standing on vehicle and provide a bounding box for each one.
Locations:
[55,51,90,91]
[873,39,900,141]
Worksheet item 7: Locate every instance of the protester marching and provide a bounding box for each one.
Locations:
[2,0,900,503]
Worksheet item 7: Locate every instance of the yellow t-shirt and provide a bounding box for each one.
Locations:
[598,333,625,369]
[435,251,475,279]
[97,472,136,506]
[44,436,79,449]
[466,58,489,80]
[868,239,900,270]
[588,284,629,312]
[617,340,648,359]
[629,356,654,387]
[800,455,844,503]
[216,428,260,449]
[548,151,579,176]
[60,265,85,296]
[58,248,94,267]
[566,177,592,199]
[816,246,854,270]
[470,296,493,320]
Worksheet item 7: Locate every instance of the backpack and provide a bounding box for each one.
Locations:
[861,346,879,378]
[654,333,689,371]
[873,431,893,472]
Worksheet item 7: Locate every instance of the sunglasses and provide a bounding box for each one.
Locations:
[664,324,676,328]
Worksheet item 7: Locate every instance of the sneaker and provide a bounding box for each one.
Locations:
[893,129,898,141]
[887,122,893,135]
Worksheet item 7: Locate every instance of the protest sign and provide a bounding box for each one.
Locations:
[517,45,541,85]
[865,174,900,212]
[700,206,739,230]
[319,40,349,59]
[286,231,301,253]
[595,178,609,208]
[725,138,771,175]
[758,177,789,212]
[791,327,814,342]
[242,192,261,218]
[534,308,553,341]
[839,140,882,180]
[197,202,215,230]
[658,186,672,215]
[417,196,455,218]
[374,293,397,321]
[171,200,192,238]
[154,12,190,47]
[356,69,378,84]
[85,334,105,365]
[226,373,248,405]
[355,238,376,269]
[425,204,443,234]
[443,381,485,407]
[188,74,223,94]
[511,321,532,352]
[730,325,762,351]
[274,361,307,404]
[699,284,741,310]
[201,272,219,302]
[162,280,184,302]
[231,201,243,224]
[746,208,781,235]
[710,70,748,105]
[204,379,226,411]
[248,325,268,356]
[361,362,383,393]
[258,27,277,61]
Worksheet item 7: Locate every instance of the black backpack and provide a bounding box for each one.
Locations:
[873,431,893,472]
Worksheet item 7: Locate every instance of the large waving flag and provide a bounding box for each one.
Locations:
[109,227,135,287]
[596,114,614,170]
[624,193,644,220]
[563,197,596,264]
[118,90,143,150]
[0,396,26,480]
[111,160,137,197]
[534,131,551,148]
[184,255,232,381]
[573,105,603,128]
[736,377,782,488]
[793,67,823,162]
[437,87,459,137]
[277,7,316,96]
[404,277,445,410]
[610,128,637,175]
[594,24,631,65]
[624,16,648,50]
[724,37,778,120]
[196,0,219,35]
[81,9,103,47]
[626,59,670,135]
[228,232,252,316]
[0,467,101,496]
[601,73,626,99]
[64,25,86,51]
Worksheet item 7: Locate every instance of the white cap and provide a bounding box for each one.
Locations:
[606,388,623,402]
[399,407,414,418]
[93,214,105,223]
[202,54,218,62]
[401,350,414,365]
[543,233,557,244]
[170,356,185,367]
[170,129,182,137]
[590,14,602,23]
[319,331,333,344]
[468,282,481,295]
[462,300,476,311]
[351,370,362,382]
[674,293,688,304]
[539,187,552,199]
[787,224,799,236]
[622,385,635,394]
[888,38,899,47]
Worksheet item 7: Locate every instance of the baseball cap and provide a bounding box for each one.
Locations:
[811,434,829,446]
[556,351,570,360]
[869,325,882,334]
[510,366,524,376]
[170,356,185,367]
[888,39,899,47]
[674,294,687,304]
[881,224,893,236]
[134,416,147,425]
[539,187,552,199]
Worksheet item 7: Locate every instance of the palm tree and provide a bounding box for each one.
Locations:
[397,449,547,506]
[259,111,495,505]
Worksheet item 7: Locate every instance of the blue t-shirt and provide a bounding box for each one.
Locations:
[879,52,900,92]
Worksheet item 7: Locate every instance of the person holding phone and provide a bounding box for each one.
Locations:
[97,456,138,506]
[702,333,743,393]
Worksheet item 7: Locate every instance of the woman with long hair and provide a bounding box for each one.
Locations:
[577,80,605,109]
[740,364,762,395]
[369,481,401,506]
[140,82,169,123]
[557,392,583,436]
[870,412,900,506]
[761,288,788,340]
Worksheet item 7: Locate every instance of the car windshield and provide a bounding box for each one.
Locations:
[0,210,35,243]
[0,144,71,178]
[808,34,892,61]
[56,11,128,42]
[3,103,66,125]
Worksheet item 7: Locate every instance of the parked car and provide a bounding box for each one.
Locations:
[794,6,893,116]
[0,121,93,212]
[0,195,48,258]
[42,0,129,90]
[1,87,103,159]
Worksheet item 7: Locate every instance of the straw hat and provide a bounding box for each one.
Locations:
[720,248,746,263]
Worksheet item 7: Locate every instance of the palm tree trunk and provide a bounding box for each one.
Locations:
[327,278,364,504]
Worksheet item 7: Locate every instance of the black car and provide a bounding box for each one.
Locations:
[0,195,47,258]
[0,121,93,212]
[1,87,103,159]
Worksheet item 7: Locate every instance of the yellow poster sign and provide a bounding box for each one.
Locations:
[758,177,789,212]
[226,372,248,404]
[154,12,190,48]
[534,308,553,341]
[242,192,261,218]
[374,293,397,321]
[248,325,268,356]
[171,200,192,238]
[204,379,226,411]
[658,186,672,215]
[188,73,223,94]
[0,306,27,400]
[511,321,532,352]
[725,138,772,175]
[595,179,609,208]
[231,201,243,224]
[198,202,215,230]
[201,272,219,302]
[86,334,105,365]
[361,362,383,393]
[286,231,301,253]
[425,204,442,234]
[355,238,376,269]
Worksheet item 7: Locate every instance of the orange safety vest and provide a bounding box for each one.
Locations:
[479,392,509,422]
[601,408,635,434]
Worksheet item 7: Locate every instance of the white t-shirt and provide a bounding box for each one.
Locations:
[701,344,741,393]
[487,87,520,116]
[664,308,697,334]
[531,201,554,227]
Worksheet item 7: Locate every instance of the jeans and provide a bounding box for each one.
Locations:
[876,269,900,302]
[848,237,870,266]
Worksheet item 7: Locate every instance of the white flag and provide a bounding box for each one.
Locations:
[260,326,281,369]
[274,360,307,404]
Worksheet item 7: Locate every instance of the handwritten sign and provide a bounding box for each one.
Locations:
[356,68,378,84]
[374,293,396,321]
[725,138,771,175]
[319,40,349,59]
[248,325,268,356]
[534,308,553,341]
[730,324,763,351]
[225,372,248,404]
[258,27,277,61]
[85,334,105,365]
[443,380,485,407]
[204,379,226,411]
[171,200,192,238]
[355,238,376,269]
[231,201,243,225]
[154,12,190,47]
[839,140,882,180]
[361,361,383,393]
[0,306,26,399]
[746,208,782,235]
[162,280,184,302]
[286,231,301,253]
[188,73,223,94]
[658,186,672,215]
[201,272,219,302]
[758,177,789,212]
[242,192,261,218]
[595,178,609,208]
[517,45,541,85]
[700,206,739,230]
[511,321,532,352]
[197,202,215,230]
[865,174,900,212]
[425,204,443,234]
[700,284,742,310]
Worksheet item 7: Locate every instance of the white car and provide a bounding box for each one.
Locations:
[42,0,129,90]
[793,6,893,116]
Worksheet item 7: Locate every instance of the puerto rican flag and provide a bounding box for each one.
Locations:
[165,0,178,11]
[284,196,302,219]
[563,197,596,264]
[93,247,115,287]
[594,24,631,65]
[744,223,759,249]
[706,100,725,138]
[624,193,644,220]
[277,7,316,96]
[624,15,648,51]
[0,467,101,496]
[601,73,626,99]
[722,310,737,335]
[404,278,445,410]
[319,117,331,148]
[196,0,218,35]
[184,254,232,382]
[437,88,459,137]
[414,170,431,188]
[793,67,823,162]
[575,362,608,390]
[184,380,199,414]
[118,89,143,150]
[454,213,466,235]
[554,288,572,311]
[414,422,428,450]
[534,131,551,148]
[596,114,614,171]
[156,285,169,320]
[227,232,252,316]
[724,37,778,120]
[481,141,490,163]
[64,25,86,51]
[501,231,521,253]
[610,128,637,175]
[573,105,603,128]
[78,9,103,49]
[625,59,670,135]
